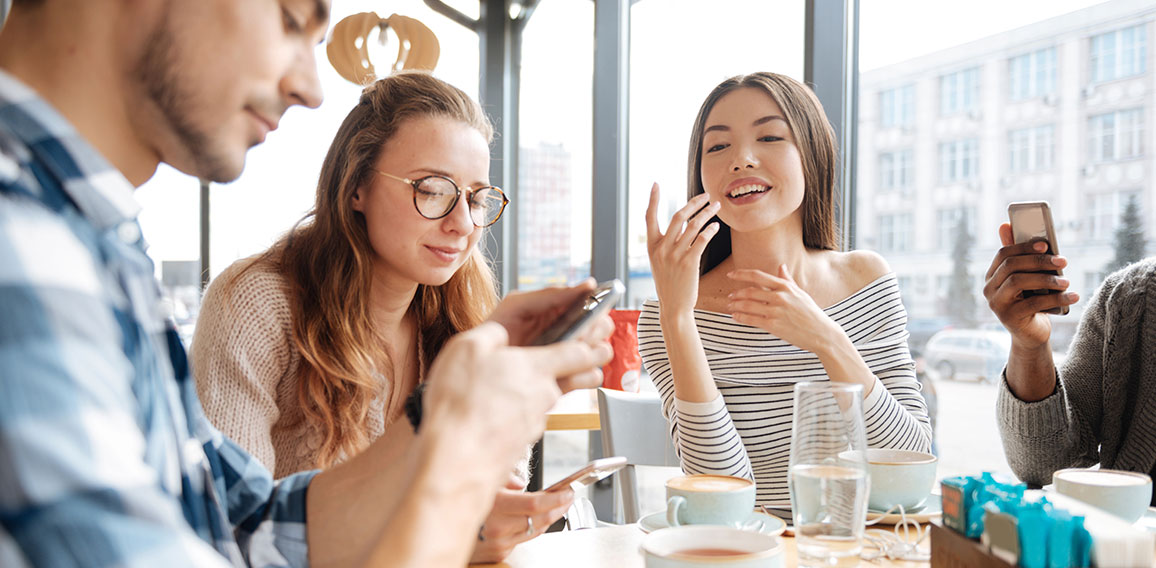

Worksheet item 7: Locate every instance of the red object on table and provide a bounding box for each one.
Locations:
[602,309,641,392]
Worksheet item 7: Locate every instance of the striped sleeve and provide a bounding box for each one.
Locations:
[638,305,754,481]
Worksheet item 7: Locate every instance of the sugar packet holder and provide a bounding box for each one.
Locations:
[941,473,1088,568]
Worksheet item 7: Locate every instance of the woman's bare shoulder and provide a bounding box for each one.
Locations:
[820,249,892,289]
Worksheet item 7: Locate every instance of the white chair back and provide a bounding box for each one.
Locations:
[597,388,681,523]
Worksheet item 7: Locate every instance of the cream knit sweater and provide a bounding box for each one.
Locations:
[191,259,387,477]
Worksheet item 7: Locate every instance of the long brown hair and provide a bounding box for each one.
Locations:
[238,72,498,467]
[687,72,839,275]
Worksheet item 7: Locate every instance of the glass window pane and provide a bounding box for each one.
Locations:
[626,0,805,308]
[517,0,594,291]
[859,0,1149,483]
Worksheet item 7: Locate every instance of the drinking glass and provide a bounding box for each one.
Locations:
[788,381,869,567]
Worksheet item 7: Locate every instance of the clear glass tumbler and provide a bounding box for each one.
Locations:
[788,381,869,567]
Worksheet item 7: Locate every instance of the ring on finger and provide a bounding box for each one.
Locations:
[525,515,534,537]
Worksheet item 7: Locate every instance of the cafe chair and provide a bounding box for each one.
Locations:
[596,387,681,524]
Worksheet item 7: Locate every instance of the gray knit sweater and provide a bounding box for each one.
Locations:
[997,257,1156,495]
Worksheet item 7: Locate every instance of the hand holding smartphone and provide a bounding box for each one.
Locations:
[1007,201,1069,315]
[530,279,625,346]
[544,456,628,492]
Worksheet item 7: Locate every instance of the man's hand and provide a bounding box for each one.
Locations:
[983,223,1079,349]
[485,281,616,393]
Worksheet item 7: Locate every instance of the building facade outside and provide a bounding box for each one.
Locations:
[858,0,1155,351]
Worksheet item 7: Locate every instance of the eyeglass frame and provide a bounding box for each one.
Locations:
[372,169,509,228]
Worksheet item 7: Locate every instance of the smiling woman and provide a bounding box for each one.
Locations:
[639,72,932,507]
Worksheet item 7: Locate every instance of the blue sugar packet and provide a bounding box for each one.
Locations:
[1071,515,1092,568]
[1045,509,1073,568]
[1016,501,1049,568]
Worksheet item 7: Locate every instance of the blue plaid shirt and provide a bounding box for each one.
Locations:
[0,70,316,567]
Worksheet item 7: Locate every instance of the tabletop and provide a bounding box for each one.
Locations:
[545,389,600,431]
[480,524,931,568]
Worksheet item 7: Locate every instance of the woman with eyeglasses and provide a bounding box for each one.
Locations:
[191,72,571,563]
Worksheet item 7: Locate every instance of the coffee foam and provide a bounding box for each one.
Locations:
[1057,470,1149,486]
[667,474,753,492]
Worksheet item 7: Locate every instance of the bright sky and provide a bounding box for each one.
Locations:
[135,0,1110,280]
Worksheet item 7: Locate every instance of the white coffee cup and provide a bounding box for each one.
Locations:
[1053,468,1153,523]
[665,474,756,528]
[864,448,937,511]
[642,525,783,568]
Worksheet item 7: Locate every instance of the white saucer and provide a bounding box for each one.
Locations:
[866,494,943,525]
[638,510,786,536]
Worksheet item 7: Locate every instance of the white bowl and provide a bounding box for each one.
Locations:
[864,449,937,511]
[1053,468,1152,523]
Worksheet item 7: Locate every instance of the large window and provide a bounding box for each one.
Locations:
[1008,47,1057,101]
[938,67,980,116]
[938,139,980,184]
[1089,108,1144,163]
[1008,124,1055,174]
[625,0,805,308]
[859,0,1143,484]
[517,0,594,290]
[1090,23,1147,83]
[880,84,916,128]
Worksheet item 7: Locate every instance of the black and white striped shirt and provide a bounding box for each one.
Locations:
[638,273,932,506]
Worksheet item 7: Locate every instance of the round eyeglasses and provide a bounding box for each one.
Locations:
[373,170,509,228]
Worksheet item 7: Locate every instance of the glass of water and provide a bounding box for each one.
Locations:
[788,381,869,568]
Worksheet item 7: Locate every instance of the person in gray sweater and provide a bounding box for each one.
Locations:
[985,222,1156,502]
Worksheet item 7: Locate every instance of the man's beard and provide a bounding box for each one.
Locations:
[133,13,243,183]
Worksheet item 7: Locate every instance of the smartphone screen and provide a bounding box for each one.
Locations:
[1008,201,1068,315]
[530,280,624,346]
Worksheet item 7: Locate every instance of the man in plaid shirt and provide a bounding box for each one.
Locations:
[0,1,613,566]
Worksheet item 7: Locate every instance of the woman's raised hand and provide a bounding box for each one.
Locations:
[645,183,720,315]
[727,264,842,354]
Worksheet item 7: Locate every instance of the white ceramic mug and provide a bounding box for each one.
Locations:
[864,448,938,511]
[642,525,784,568]
[665,474,756,528]
[1053,468,1152,523]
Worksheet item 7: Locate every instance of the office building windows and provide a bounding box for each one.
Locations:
[936,207,976,250]
[939,67,980,116]
[1008,124,1055,173]
[938,138,980,184]
[880,84,915,128]
[1008,47,1056,101]
[1091,24,1147,83]
[1089,108,1144,163]
[878,213,913,253]
[1087,190,1142,241]
[879,149,914,193]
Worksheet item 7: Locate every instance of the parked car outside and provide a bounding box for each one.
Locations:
[924,328,1011,383]
[906,317,955,357]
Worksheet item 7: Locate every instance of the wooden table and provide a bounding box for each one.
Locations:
[545,389,600,431]
[480,524,930,567]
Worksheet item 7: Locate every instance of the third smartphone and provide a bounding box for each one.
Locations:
[1007,201,1069,315]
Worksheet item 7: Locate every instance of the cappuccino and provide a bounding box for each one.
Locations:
[667,474,753,493]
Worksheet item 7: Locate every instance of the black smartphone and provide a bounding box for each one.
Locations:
[1007,201,1069,316]
[529,279,625,346]
[544,456,628,492]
